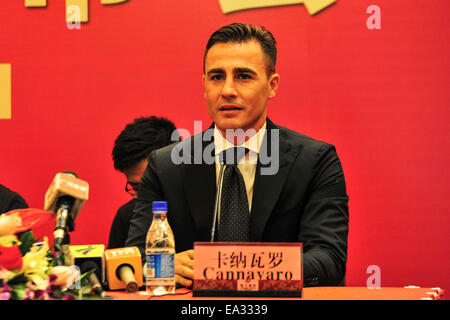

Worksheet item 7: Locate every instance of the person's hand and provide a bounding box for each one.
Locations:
[174,249,194,287]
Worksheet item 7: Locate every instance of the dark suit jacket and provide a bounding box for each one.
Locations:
[108,199,136,249]
[126,119,349,286]
[0,184,29,215]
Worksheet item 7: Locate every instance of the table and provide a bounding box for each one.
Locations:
[106,286,444,300]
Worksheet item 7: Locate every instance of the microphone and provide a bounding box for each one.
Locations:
[70,244,105,296]
[105,246,144,292]
[44,171,89,247]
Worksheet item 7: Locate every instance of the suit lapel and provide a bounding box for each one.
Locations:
[250,119,299,241]
[183,126,216,240]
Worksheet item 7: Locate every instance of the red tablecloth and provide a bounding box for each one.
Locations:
[106,286,444,300]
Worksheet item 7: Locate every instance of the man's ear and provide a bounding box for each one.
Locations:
[202,74,206,98]
[268,73,280,99]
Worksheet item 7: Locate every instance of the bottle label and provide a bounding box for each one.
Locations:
[146,253,174,278]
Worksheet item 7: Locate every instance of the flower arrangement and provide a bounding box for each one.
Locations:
[0,209,102,300]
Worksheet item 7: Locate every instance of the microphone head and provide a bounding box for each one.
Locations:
[70,244,105,283]
[44,172,89,221]
[105,247,143,291]
[62,170,78,178]
[80,260,99,274]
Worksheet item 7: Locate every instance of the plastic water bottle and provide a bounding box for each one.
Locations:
[145,201,176,295]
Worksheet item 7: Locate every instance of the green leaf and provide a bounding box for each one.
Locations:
[18,230,37,255]
[79,269,95,287]
[11,283,28,300]
[63,269,106,300]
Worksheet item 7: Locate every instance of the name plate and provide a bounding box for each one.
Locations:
[193,242,302,297]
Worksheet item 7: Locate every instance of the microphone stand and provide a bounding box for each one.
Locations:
[210,163,225,242]
[54,208,75,266]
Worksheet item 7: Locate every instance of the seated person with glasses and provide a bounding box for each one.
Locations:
[108,116,179,249]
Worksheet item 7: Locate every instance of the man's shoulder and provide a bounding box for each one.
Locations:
[117,198,136,212]
[146,139,191,175]
[150,141,180,160]
[0,184,15,197]
[149,132,207,165]
[0,184,28,214]
[275,123,333,151]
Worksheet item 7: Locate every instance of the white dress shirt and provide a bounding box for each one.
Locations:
[214,123,267,213]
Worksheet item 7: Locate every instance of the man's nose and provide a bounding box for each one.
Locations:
[221,77,238,99]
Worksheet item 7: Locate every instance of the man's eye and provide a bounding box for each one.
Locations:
[237,73,252,80]
[210,74,223,80]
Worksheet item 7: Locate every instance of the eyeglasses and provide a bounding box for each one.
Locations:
[125,181,140,198]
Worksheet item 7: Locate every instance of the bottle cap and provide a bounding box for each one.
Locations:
[152,201,167,212]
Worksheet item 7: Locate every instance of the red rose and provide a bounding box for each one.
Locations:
[0,245,23,271]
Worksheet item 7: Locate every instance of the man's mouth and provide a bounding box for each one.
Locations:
[219,105,243,111]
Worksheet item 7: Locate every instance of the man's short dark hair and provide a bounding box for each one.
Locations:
[203,22,277,76]
[112,116,178,172]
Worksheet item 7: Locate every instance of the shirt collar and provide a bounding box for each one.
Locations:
[214,122,267,156]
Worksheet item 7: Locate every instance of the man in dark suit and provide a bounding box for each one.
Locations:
[126,23,349,287]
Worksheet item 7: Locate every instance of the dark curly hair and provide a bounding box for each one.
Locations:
[112,116,178,172]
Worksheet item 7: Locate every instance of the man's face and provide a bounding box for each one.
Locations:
[203,40,279,137]
[123,159,148,198]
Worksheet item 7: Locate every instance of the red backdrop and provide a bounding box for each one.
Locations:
[1,1,449,293]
